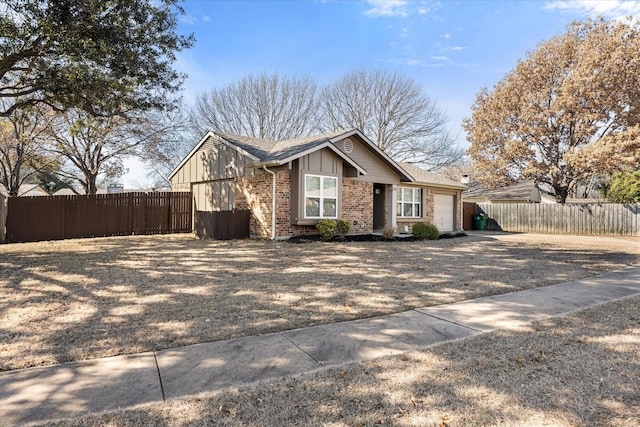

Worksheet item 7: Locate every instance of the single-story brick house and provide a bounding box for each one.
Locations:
[169,129,466,239]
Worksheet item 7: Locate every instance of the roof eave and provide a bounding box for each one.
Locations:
[329,129,414,182]
[168,132,262,180]
[248,141,368,176]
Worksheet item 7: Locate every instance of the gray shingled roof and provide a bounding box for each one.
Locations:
[213,133,278,159]
[214,130,348,162]
[398,162,467,189]
[463,180,541,201]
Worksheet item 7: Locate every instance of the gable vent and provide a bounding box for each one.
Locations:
[343,138,354,153]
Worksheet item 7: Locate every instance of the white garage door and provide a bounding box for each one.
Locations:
[433,194,454,232]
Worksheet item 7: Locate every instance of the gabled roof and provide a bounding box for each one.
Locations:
[463,180,549,202]
[169,129,414,182]
[398,162,467,189]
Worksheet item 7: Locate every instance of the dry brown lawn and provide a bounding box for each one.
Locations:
[41,295,640,427]
[1,232,639,372]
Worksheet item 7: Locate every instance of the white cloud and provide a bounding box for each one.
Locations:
[431,55,450,61]
[544,1,640,18]
[364,0,408,18]
[202,15,211,22]
[449,46,467,51]
[406,58,425,66]
[400,27,409,37]
[442,32,451,39]
[363,1,439,19]
[179,14,198,25]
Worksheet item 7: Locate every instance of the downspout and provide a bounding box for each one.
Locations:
[460,191,464,231]
[263,166,277,240]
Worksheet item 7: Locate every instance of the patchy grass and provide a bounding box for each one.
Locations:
[40,295,640,427]
[1,232,639,371]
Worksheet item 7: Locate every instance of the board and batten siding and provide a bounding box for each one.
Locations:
[192,180,235,212]
[299,148,342,176]
[170,135,256,187]
[332,136,401,185]
[171,135,261,213]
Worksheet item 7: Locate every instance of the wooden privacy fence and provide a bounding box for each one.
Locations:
[462,202,477,230]
[0,194,6,243]
[6,192,192,243]
[477,202,640,236]
[195,210,250,240]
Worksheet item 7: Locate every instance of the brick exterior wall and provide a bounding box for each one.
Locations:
[234,173,273,238]
[235,172,460,239]
[235,173,375,238]
[285,177,373,237]
[341,179,373,234]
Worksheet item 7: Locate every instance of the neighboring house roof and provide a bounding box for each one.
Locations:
[0,184,49,197]
[52,188,82,196]
[398,162,467,190]
[464,180,556,203]
[169,128,414,182]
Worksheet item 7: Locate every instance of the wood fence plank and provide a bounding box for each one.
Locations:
[5,192,192,243]
[0,194,6,243]
[478,202,639,236]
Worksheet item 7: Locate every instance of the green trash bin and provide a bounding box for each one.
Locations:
[473,213,488,231]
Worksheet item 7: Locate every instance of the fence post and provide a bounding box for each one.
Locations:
[0,194,6,243]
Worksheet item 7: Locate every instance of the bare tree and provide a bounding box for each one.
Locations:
[0,101,59,196]
[190,73,318,140]
[142,107,194,187]
[318,68,462,170]
[47,109,173,194]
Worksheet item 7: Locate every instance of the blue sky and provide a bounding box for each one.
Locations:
[123,0,640,187]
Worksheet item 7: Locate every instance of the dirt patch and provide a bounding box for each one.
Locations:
[40,296,640,427]
[1,232,639,371]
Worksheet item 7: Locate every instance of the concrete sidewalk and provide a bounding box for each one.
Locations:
[2,264,639,426]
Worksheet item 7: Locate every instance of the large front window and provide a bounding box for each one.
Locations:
[305,175,337,218]
[396,187,421,218]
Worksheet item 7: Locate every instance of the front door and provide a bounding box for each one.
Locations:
[373,183,386,230]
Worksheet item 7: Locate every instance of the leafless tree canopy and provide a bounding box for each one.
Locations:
[47,110,174,194]
[318,69,462,170]
[142,107,194,187]
[0,101,58,196]
[190,73,318,140]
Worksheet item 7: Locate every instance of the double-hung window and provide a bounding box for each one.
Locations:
[305,174,337,218]
[396,187,421,218]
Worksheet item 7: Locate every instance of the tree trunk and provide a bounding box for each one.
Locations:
[555,186,569,204]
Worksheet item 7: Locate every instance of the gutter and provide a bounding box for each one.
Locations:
[262,166,277,240]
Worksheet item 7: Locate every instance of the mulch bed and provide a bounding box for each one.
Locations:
[287,231,468,243]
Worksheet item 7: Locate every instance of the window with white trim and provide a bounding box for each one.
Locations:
[396,187,421,218]
[304,174,338,218]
